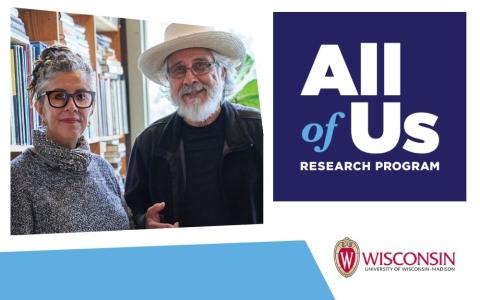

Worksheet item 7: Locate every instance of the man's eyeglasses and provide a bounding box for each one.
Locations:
[168,60,216,79]
[39,90,95,109]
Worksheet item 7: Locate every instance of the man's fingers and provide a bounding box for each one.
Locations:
[145,202,179,229]
[145,202,166,223]
[149,202,166,213]
[147,221,176,229]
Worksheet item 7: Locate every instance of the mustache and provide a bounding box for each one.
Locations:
[179,82,208,97]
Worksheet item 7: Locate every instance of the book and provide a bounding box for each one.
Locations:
[11,7,19,18]
[59,12,75,26]
[104,156,122,164]
[59,19,91,65]
[11,31,30,45]
[11,47,17,145]
[100,60,123,75]
[106,143,126,152]
[103,151,126,160]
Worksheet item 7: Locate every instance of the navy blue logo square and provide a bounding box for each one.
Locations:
[274,12,466,201]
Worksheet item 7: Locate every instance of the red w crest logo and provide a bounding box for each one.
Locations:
[334,237,360,277]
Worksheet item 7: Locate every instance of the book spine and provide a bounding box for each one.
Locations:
[11,47,17,145]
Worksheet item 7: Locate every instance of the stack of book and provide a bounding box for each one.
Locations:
[96,33,123,75]
[10,8,29,44]
[58,12,91,65]
[11,41,47,145]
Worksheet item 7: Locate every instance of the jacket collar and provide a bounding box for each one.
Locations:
[155,101,253,155]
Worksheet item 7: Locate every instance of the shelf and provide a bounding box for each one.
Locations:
[11,145,30,152]
[88,134,125,144]
[94,16,119,32]
[18,9,59,42]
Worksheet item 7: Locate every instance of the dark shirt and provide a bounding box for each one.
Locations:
[181,109,226,227]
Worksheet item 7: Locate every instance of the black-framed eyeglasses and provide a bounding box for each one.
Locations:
[39,90,95,109]
[167,60,216,79]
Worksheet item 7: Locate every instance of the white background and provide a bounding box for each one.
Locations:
[1,0,477,299]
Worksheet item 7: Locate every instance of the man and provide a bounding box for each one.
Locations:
[125,23,263,229]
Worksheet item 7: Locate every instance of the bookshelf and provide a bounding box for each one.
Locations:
[10,8,130,180]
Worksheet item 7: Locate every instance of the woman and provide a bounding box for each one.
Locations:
[11,45,130,234]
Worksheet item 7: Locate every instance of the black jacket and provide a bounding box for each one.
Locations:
[125,102,263,228]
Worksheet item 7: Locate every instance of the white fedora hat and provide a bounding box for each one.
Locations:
[138,23,246,84]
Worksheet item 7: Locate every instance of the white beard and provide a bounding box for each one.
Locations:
[169,81,224,124]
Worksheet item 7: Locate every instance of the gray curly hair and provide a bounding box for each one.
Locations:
[28,45,95,103]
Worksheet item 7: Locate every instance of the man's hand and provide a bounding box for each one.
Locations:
[145,202,180,229]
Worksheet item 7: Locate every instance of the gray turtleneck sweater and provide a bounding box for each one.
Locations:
[11,128,130,234]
